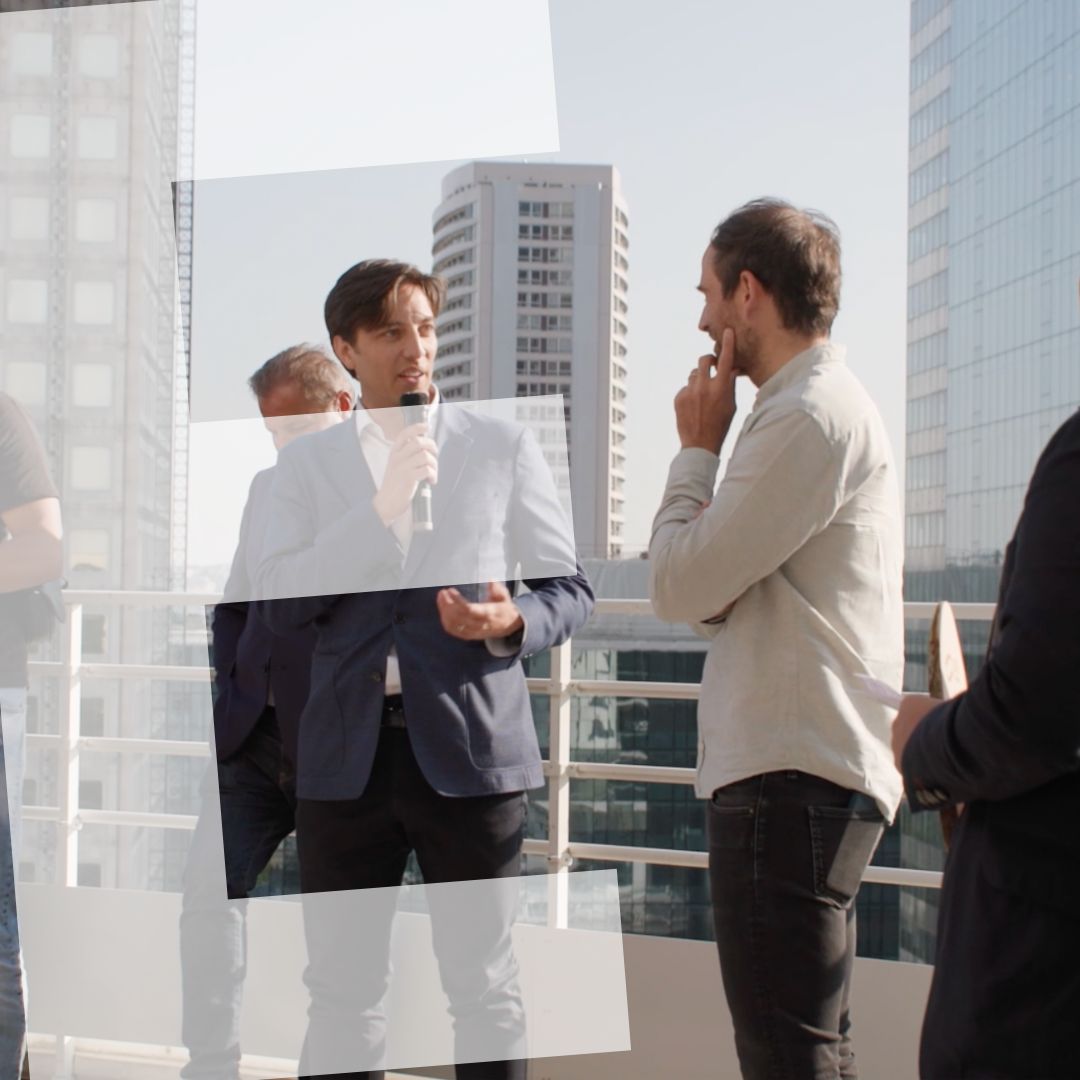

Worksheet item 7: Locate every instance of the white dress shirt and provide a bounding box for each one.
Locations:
[354,390,443,694]
[649,342,905,820]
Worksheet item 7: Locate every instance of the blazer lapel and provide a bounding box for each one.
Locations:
[321,415,378,512]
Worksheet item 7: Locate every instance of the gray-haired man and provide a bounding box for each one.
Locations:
[180,345,354,1080]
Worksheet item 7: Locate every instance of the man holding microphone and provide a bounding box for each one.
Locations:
[257,259,593,1078]
[650,200,904,1079]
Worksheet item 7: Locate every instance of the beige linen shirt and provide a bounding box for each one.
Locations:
[649,342,905,820]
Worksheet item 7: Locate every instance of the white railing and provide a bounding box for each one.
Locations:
[26,592,996,896]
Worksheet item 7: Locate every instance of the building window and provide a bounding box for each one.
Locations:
[79,780,104,810]
[446,270,474,290]
[77,863,102,887]
[81,696,106,736]
[4,361,46,405]
[911,0,948,35]
[433,248,473,274]
[438,315,472,336]
[909,151,948,206]
[905,511,945,548]
[73,281,115,325]
[69,530,110,574]
[910,29,950,91]
[443,293,472,313]
[519,200,573,219]
[907,271,948,318]
[908,211,947,263]
[906,451,946,491]
[72,364,113,407]
[908,331,947,373]
[10,115,50,159]
[70,447,112,491]
[82,613,107,655]
[910,89,950,148]
[906,391,946,434]
[432,225,474,255]
[78,34,120,79]
[434,203,474,233]
[439,338,472,358]
[9,196,49,240]
[11,32,52,76]
[75,198,117,243]
[76,116,118,160]
[6,279,48,324]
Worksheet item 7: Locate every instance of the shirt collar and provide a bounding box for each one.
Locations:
[354,385,442,443]
[753,340,846,407]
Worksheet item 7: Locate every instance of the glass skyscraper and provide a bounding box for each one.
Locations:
[902,0,1080,960]
[906,0,1080,593]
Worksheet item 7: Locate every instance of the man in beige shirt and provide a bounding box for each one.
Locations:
[649,199,904,1080]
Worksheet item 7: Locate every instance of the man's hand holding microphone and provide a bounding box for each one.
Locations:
[371,421,439,528]
[371,394,523,644]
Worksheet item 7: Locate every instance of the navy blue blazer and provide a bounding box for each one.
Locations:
[255,404,594,800]
[211,467,315,766]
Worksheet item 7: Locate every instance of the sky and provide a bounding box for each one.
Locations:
[187,0,912,570]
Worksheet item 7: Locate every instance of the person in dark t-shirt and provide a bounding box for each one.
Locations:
[0,390,62,1077]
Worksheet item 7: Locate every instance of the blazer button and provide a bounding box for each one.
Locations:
[370,671,383,683]
[393,613,406,625]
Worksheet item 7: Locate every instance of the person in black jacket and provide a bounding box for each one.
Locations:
[892,406,1080,1079]
[179,345,353,1080]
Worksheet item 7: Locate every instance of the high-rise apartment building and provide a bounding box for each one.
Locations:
[431,161,630,559]
[902,0,1080,960]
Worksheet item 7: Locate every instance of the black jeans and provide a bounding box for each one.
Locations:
[296,725,528,1080]
[708,770,885,1080]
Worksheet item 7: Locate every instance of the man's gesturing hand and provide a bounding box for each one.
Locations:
[372,422,438,527]
[675,327,738,453]
[437,582,524,641]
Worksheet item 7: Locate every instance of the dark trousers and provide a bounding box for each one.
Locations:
[920,816,1080,1079]
[180,712,296,1079]
[296,724,528,1080]
[708,770,885,1080]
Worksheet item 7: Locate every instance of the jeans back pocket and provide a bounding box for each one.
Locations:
[808,801,884,907]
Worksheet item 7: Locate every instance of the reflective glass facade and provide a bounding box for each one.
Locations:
[902,0,1080,962]
[906,0,1080,591]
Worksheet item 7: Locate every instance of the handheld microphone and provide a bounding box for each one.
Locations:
[400,391,434,532]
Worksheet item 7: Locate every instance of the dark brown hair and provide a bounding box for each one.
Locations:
[248,344,354,409]
[709,198,841,336]
[324,259,445,345]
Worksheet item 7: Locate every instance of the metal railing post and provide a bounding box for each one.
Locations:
[546,639,573,929]
[51,1033,75,1080]
[56,603,82,888]
[52,602,82,1078]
